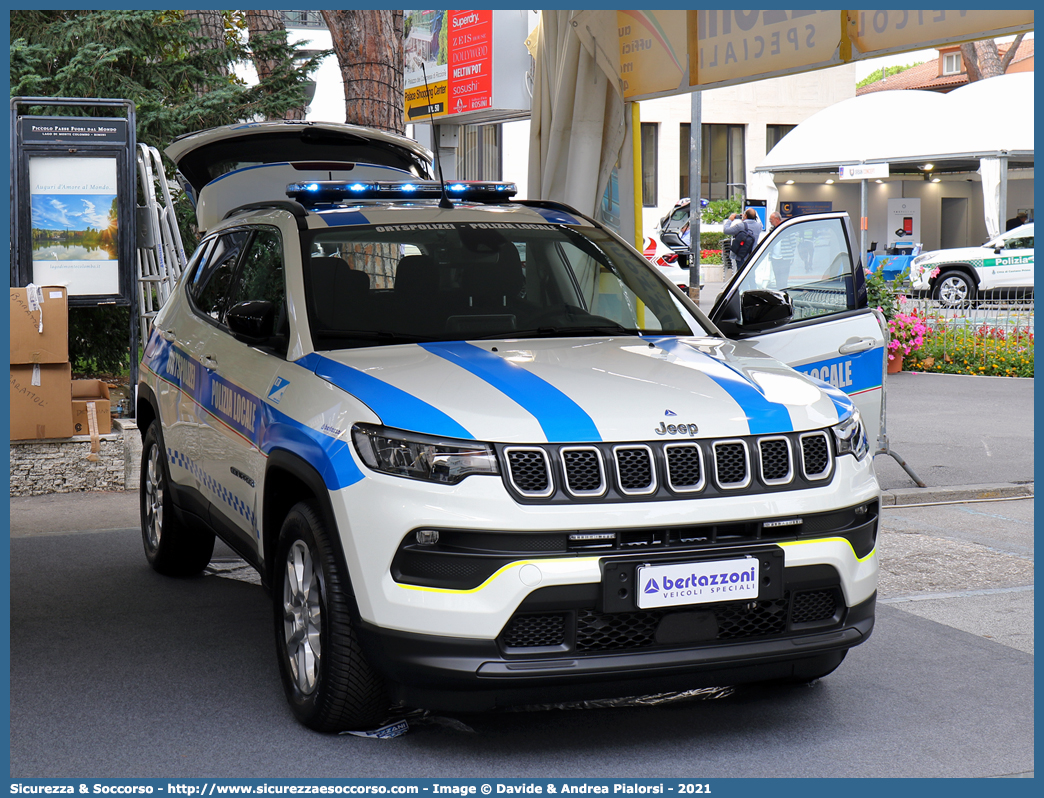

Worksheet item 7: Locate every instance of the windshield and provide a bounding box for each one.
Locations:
[302,222,708,349]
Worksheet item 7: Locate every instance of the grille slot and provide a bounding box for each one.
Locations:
[791,589,840,624]
[614,445,657,495]
[713,441,750,488]
[800,432,832,480]
[758,437,793,484]
[502,614,566,648]
[665,443,705,492]
[576,610,660,651]
[505,447,553,497]
[561,447,606,497]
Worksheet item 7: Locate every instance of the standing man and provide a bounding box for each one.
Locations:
[724,208,763,270]
[1005,211,1028,231]
[766,211,797,289]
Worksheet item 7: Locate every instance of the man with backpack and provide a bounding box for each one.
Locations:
[724,209,763,270]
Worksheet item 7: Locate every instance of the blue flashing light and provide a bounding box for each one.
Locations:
[286,180,518,206]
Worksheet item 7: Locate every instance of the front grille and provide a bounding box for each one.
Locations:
[504,596,796,653]
[497,429,839,504]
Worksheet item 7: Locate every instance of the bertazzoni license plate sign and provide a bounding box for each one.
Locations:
[637,557,759,609]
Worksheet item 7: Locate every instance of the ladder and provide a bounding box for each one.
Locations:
[135,144,188,342]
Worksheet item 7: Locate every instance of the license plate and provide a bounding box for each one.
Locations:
[636,557,760,609]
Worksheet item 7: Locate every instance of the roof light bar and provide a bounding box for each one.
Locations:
[286,180,517,205]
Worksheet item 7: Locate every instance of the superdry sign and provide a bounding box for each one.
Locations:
[404,9,494,120]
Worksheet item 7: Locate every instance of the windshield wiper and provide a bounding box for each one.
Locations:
[314,329,431,344]
[475,324,641,339]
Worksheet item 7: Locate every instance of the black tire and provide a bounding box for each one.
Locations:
[273,501,388,732]
[933,269,976,308]
[140,421,215,576]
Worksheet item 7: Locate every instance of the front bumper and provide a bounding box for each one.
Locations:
[332,453,880,639]
[357,576,876,712]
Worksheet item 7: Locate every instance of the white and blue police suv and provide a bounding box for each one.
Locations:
[138,121,885,732]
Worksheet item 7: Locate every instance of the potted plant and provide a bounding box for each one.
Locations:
[886,308,927,372]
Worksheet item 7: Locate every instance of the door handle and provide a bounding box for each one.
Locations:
[838,337,876,355]
[159,328,176,342]
[201,355,219,371]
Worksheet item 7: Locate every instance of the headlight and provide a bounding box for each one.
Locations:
[911,254,931,269]
[351,424,499,484]
[831,411,869,461]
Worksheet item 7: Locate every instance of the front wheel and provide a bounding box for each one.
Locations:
[140,421,214,576]
[273,501,388,732]
[933,270,976,308]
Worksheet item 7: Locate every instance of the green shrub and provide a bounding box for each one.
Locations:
[69,305,133,374]
[701,195,742,224]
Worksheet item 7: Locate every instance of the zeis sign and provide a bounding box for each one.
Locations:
[404,10,493,121]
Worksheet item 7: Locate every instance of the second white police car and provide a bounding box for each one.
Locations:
[138,122,885,732]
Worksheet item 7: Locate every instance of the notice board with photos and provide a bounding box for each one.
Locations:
[10,97,137,308]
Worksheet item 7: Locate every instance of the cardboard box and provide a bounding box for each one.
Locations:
[10,362,74,440]
[10,285,69,365]
[71,379,112,436]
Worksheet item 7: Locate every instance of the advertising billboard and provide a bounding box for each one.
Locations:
[404,10,494,121]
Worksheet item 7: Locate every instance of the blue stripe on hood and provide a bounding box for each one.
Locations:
[421,341,601,443]
[305,353,475,440]
[646,337,795,435]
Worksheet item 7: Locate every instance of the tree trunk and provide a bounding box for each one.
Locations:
[998,34,1025,73]
[183,10,227,77]
[960,38,1007,83]
[245,9,306,119]
[321,9,404,133]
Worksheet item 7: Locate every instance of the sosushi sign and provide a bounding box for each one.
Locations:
[11,99,136,307]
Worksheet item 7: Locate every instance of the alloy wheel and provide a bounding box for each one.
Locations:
[283,539,323,695]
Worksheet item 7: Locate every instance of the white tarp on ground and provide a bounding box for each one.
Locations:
[526,10,626,219]
[756,72,1034,172]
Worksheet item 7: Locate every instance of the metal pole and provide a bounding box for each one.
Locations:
[860,177,868,264]
[687,91,701,304]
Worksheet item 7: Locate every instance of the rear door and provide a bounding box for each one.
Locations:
[709,213,886,448]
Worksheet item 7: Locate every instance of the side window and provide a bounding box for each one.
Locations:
[736,218,853,321]
[228,227,286,309]
[189,230,250,322]
[1004,235,1032,250]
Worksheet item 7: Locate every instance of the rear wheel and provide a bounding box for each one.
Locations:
[140,422,215,576]
[273,501,388,732]
[933,270,976,308]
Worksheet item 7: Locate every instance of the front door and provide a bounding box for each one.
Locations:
[709,213,886,449]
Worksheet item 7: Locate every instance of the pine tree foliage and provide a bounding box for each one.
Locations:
[10,9,324,150]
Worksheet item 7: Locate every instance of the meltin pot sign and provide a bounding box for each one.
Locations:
[840,163,890,180]
[638,557,759,609]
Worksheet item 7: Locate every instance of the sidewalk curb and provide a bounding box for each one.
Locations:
[881,482,1034,506]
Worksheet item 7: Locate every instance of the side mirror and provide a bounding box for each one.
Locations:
[226,300,276,344]
[740,289,793,332]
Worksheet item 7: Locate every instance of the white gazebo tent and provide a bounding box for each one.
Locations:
[755,72,1034,249]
